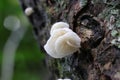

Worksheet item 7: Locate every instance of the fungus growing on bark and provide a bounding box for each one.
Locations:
[24,7,34,16]
[44,22,81,58]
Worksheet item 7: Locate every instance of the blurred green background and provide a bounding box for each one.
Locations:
[0,0,46,80]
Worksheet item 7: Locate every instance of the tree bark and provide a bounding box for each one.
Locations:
[19,0,120,80]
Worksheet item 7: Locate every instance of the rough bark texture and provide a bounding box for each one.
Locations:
[19,0,120,80]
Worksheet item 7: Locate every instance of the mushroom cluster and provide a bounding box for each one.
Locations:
[44,22,81,58]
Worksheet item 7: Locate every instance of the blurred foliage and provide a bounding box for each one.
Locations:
[0,0,45,80]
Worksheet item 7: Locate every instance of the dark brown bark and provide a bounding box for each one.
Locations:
[19,0,120,80]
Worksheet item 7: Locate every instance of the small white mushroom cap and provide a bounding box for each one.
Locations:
[50,22,69,35]
[44,28,81,58]
[44,28,72,58]
[44,22,81,58]
[25,7,34,16]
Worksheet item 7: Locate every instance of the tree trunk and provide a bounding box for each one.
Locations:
[19,0,120,80]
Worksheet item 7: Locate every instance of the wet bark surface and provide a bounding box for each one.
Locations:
[19,0,120,80]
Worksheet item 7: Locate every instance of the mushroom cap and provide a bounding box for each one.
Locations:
[25,7,34,16]
[44,22,81,58]
[50,22,69,35]
[44,28,72,58]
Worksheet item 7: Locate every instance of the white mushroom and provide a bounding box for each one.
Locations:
[44,28,72,58]
[50,22,69,35]
[25,7,34,16]
[44,22,81,58]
